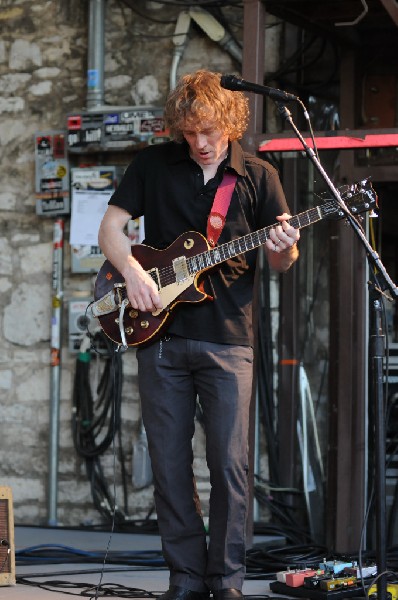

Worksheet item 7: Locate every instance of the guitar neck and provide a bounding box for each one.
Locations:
[188,203,325,274]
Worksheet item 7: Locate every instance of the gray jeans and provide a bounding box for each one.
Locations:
[136,336,254,592]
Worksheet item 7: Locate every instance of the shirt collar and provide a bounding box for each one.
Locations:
[227,140,246,177]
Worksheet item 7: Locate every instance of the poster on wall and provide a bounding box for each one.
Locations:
[34,131,69,216]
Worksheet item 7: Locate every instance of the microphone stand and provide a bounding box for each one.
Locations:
[275,101,398,600]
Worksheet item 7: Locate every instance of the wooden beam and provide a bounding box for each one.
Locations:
[242,0,266,547]
[241,0,265,153]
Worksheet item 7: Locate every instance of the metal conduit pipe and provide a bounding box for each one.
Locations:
[87,0,106,110]
[47,0,106,526]
[47,219,64,526]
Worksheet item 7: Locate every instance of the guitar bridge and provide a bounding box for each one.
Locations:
[91,283,127,317]
[173,256,189,284]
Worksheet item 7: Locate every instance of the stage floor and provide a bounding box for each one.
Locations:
[3,526,277,599]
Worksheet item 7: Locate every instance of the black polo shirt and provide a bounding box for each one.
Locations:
[109,140,290,346]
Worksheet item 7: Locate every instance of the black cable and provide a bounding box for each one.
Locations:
[264,30,341,104]
[16,576,161,598]
[17,573,270,599]
[246,541,328,575]
[266,34,322,82]
[71,332,133,526]
[117,0,243,49]
[72,334,123,458]
[254,485,313,546]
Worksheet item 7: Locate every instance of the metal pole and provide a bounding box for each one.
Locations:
[371,296,387,600]
[87,0,105,109]
[47,218,64,526]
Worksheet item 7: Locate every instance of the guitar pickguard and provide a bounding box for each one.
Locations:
[153,273,196,316]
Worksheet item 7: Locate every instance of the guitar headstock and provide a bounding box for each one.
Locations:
[321,178,378,220]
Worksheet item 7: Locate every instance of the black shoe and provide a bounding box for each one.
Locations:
[160,585,210,600]
[212,590,243,600]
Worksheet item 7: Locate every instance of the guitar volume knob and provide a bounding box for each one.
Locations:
[129,309,139,319]
[125,327,134,335]
[140,320,149,329]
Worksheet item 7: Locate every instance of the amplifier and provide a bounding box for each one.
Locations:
[0,487,15,586]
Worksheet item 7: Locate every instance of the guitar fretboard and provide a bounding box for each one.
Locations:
[187,203,326,274]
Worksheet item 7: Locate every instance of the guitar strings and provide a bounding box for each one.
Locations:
[150,203,325,287]
[127,189,369,293]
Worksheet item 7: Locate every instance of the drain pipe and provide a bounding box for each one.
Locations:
[87,0,106,110]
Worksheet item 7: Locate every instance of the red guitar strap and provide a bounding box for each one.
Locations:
[206,172,237,247]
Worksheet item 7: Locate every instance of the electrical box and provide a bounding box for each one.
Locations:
[68,296,99,353]
[66,106,169,152]
[34,130,69,216]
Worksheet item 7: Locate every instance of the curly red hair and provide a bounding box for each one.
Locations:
[164,70,249,142]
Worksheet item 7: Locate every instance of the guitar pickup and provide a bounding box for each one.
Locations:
[173,256,189,284]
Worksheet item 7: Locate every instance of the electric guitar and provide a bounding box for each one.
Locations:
[91,180,377,348]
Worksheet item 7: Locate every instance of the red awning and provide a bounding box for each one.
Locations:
[258,133,398,152]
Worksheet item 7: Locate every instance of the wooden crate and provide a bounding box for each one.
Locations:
[0,486,15,586]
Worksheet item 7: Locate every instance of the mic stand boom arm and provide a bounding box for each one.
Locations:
[276,101,398,600]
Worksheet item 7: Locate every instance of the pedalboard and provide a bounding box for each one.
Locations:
[272,561,379,600]
[270,580,363,600]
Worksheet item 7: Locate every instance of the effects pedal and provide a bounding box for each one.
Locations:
[304,573,331,589]
[319,575,357,591]
[345,564,377,579]
[276,567,294,583]
[320,559,357,575]
[285,569,320,588]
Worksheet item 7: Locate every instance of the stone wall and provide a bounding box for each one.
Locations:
[0,0,249,527]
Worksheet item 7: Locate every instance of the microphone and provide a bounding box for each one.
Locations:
[220,74,299,103]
